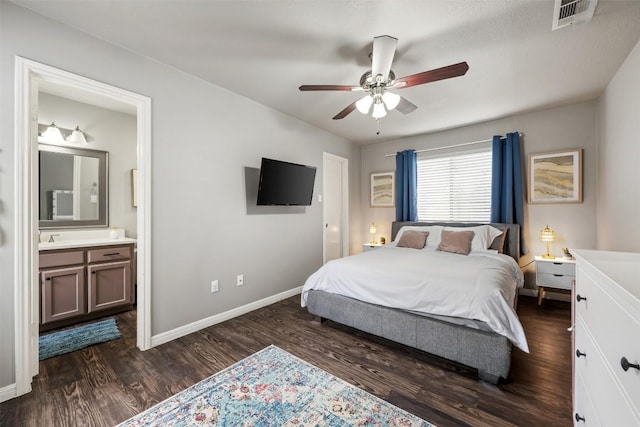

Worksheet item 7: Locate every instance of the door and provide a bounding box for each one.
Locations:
[323,153,349,263]
[88,261,132,312]
[41,266,86,324]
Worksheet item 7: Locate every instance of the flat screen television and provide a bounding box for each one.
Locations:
[257,157,317,206]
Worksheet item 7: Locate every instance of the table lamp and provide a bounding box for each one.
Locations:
[369,222,377,244]
[540,225,555,259]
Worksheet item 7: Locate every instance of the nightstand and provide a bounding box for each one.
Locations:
[535,256,576,305]
[362,243,383,252]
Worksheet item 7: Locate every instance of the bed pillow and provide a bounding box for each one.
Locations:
[396,230,429,249]
[489,226,509,254]
[393,225,443,247]
[436,230,475,255]
[444,225,503,252]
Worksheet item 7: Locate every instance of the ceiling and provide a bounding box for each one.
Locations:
[13,0,640,144]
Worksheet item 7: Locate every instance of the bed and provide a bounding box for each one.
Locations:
[301,221,527,384]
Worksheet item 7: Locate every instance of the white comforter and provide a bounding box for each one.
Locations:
[301,246,529,352]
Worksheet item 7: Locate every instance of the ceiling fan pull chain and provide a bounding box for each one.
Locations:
[376,119,381,135]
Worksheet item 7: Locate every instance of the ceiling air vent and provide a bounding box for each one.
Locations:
[552,0,598,30]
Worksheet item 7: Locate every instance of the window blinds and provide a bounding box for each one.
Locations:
[416,149,492,222]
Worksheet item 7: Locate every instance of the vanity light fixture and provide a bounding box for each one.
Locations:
[540,225,555,259]
[38,123,88,144]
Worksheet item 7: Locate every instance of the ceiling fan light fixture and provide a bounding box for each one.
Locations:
[372,101,387,119]
[356,95,374,114]
[382,91,400,110]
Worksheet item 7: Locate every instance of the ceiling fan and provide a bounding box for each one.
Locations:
[299,35,469,121]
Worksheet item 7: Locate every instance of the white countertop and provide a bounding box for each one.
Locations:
[39,237,137,251]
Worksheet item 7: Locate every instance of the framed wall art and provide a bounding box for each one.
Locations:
[370,171,395,207]
[528,149,582,204]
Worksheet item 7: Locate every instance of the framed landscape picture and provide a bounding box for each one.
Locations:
[370,171,395,207]
[528,149,582,204]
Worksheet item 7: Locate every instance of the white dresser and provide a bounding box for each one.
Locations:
[572,249,640,426]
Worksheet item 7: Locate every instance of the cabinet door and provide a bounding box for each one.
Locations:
[41,266,86,324]
[88,261,132,313]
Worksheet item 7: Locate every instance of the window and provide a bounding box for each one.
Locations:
[416,148,492,222]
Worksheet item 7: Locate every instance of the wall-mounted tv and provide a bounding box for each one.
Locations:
[257,157,317,206]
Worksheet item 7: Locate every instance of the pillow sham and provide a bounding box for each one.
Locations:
[444,225,503,252]
[396,230,429,249]
[436,230,475,255]
[489,226,508,254]
[393,225,443,248]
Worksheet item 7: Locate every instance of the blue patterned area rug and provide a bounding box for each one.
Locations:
[39,318,121,361]
[118,345,433,426]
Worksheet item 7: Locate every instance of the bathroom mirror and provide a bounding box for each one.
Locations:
[39,144,108,229]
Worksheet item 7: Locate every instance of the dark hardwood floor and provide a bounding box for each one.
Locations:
[0,295,572,427]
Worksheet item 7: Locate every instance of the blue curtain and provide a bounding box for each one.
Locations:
[395,149,417,221]
[491,132,527,254]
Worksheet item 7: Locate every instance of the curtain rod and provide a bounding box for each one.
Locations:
[384,133,524,158]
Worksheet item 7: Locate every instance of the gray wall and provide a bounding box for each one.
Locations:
[0,2,360,388]
[38,93,138,237]
[597,38,640,252]
[360,101,599,290]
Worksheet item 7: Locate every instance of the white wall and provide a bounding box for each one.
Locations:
[360,101,599,289]
[38,93,138,237]
[597,38,640,252]
[0,2,360,388]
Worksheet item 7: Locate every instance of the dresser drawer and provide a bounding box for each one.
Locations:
[87,246,131,263]
[576,270,640,414]
[39,250,84,268]
[537,260,575,275]
[537,272,574,290]
[575,316,640,425]
[574,369,601,426]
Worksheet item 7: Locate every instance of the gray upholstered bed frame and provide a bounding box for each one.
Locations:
[306,222,521,384]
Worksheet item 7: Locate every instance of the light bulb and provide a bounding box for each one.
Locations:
[355,95,373,114]
[382,91,400,110]
[372,102,387,119]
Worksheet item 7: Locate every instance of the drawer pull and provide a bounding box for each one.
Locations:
[553,274,564,277]
[621,357,640,372]
[576,294,587,302]
[575,413,585,422]
[576,349,586,358]
[103,252,120,256]
[46,277,51,281]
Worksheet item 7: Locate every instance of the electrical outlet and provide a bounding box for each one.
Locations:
[211,280,219,293]
[236,274,244,286]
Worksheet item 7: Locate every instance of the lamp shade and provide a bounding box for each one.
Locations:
[369,222,377,234]
[68,126,88,144]
[356,95,373,114]
[382,91,400,110]
[41,122,64,143]
[372,102,387,119]
[540,225,554,242]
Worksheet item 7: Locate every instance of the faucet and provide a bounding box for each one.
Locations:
[48,233,60,243]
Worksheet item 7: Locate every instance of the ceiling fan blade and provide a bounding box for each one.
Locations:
[371,35,398,82]
[332,102,357,120]
[299,85,361,91]
[395,62,469,89]
[396,97,418,114]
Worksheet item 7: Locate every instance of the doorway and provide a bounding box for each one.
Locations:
[13,57,152,398]
[323,153,349,263]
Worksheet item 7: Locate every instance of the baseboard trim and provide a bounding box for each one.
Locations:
[151,286,303,347]
[0,383,17,403]
[520,288,571,302]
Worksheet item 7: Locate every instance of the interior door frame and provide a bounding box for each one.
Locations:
[13,57,152,398]
[322,153,349,263]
